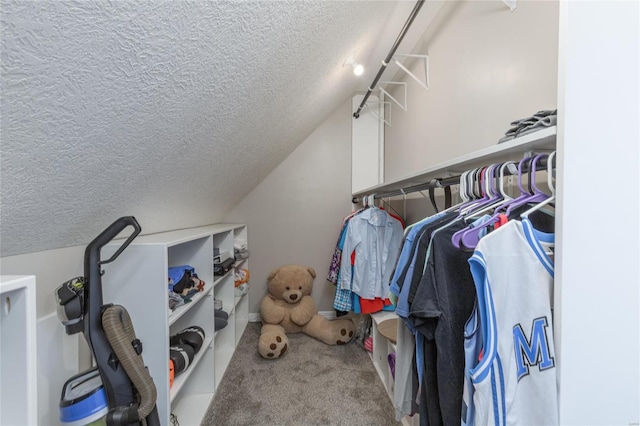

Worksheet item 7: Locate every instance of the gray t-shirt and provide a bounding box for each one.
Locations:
[410,220,477,426]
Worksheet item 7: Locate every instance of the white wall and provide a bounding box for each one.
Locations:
[1,246,85,316]
[1,248,87,424]
[555,1,639,424]
[384,0,559,181]
[223,98,353,315]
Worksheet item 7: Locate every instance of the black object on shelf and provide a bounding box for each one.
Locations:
[214,257,235,276]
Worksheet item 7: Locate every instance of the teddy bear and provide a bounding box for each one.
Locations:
[258,264,355,359]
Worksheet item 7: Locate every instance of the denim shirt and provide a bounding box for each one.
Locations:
[338,207,403,299]
[390,211,449,318]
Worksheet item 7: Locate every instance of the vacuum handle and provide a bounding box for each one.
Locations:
[83,216,142,412]
[86,216,141,266]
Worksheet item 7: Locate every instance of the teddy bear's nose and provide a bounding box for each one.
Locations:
[290,294,298,301]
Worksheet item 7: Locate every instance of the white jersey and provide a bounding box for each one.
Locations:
[468,218,557,426]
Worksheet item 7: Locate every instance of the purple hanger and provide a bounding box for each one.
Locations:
[460,154,548,249]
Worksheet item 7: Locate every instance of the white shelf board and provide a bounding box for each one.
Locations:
[171,392,214,426]
[0,275,35,292]
[214,349,234,388]
[370,310,398,325]
[353,126,556,197]
[236,317,248,338]
[170,336,214,403]
[213,320,234,340]
[234,258,248,269]
[234,293,248,307]
[123,223,244,246]
[213,269,233,287]
[168,282,213,326]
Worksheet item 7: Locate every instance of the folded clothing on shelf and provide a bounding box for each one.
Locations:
[168,291,185,311]
[234,268,250,287]
[234,239,247,252]
[168,265,205,297]
[234,248,250,261]
[235,283,249,297]
[498,109,557,143]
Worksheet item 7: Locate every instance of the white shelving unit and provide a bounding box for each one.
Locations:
[0,275,37,426]
[101,223,249,426]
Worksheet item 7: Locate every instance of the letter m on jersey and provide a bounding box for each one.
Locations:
[513,317,555,381]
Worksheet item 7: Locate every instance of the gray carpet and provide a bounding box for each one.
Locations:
[203,321,400,426]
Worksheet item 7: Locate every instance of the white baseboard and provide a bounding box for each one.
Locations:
[319,310,338,320]
[249,310,338,323]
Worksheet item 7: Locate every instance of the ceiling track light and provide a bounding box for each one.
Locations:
[344,55,364,76]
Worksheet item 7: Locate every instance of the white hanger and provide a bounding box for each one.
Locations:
[459,170,470,203]
[498,161,518,198]
[453,161,516,225]
[461,164,507,218]
[521,151,556,218]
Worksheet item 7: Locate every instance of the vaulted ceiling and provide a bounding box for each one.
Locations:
[1,0,439,257]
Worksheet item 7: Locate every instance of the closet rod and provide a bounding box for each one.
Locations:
[351,155,554,204]
[352,176,457,204]
[352,0,425,119]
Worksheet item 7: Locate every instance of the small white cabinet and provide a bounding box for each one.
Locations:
[0,275,37,426]
[102,224,249,426]
[370,311,397,401]
[370,311,418,426]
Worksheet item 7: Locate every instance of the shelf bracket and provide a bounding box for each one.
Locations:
[502,0,516,11]
[393,54,429,90]
[362,99,391,127]
[378,82,407,112]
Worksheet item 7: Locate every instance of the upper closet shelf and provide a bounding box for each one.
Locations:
[352,126,556,197]
[121,223,244,246]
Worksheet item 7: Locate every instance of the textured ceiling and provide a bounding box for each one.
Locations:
[0,0,434,257]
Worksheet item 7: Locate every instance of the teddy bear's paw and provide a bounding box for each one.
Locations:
[259,332,289,359]
[335,326,355,345]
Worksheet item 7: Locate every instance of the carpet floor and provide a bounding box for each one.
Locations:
[202,321,400,426]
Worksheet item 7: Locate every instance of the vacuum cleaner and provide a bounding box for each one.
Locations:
[56,216,160,426]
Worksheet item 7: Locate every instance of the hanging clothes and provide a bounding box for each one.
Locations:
[388,154,557,426]
[327,208,364,285]
[328,205,403,314]
[338,206,403,300]
[389,210,454,422]
[409,216,479,426]
[465,218,557,426]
